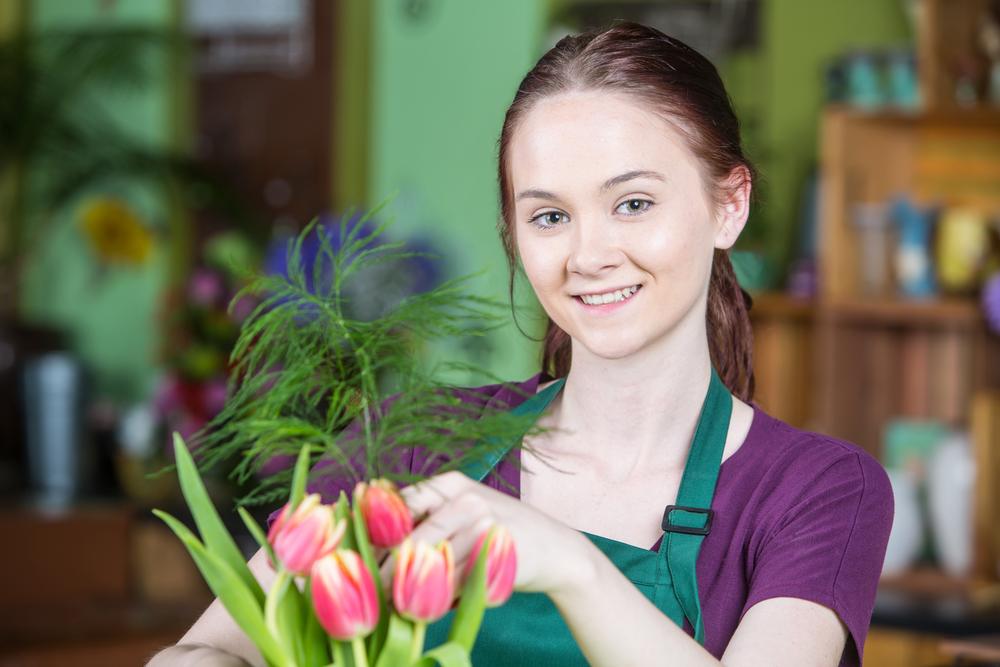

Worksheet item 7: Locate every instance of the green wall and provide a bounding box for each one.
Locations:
[366,0,549,383]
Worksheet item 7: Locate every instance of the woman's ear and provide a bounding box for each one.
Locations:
[713,165,752,250]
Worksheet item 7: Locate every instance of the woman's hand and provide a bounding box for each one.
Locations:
[390,470,595,598]
[145,643,254,666]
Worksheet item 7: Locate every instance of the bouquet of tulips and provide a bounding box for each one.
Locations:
[155,434,516,667]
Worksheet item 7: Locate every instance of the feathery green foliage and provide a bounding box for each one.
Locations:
[194,198,547,507]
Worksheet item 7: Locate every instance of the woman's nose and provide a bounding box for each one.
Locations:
[566,217,624,275]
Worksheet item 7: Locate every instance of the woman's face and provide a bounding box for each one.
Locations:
[509,90,744,362]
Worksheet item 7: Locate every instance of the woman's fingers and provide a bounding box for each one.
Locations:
[447,519,497,588]
[409,490,489,547]
[380,472,518,593]
[448,515,496,564]
[376,476,489,590]
[400,470,470,517]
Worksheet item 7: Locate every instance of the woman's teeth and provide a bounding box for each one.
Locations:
[579,285,640,306]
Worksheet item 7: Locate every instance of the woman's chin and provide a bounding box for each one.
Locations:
[574,336,646,362]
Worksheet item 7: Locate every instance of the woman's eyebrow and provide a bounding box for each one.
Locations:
[515,169,666,202]
[601,169,666,192]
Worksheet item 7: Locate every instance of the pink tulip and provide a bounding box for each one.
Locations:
[311,549,380,640]
[392,538,455,623]
[464,525,517,607]
[355,479,413,548]
[267,494,345,575]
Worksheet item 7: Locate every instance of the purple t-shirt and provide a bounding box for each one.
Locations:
[284,373,893,666]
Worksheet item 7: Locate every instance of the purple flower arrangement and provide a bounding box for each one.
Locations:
[154,233,257,450]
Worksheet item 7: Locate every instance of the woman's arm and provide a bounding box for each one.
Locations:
[549,534,847,667]
[146,547,276,667]
[549,532,719,667]
[398,470,856,665]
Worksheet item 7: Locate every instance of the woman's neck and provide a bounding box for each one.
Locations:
[547,320,714,481]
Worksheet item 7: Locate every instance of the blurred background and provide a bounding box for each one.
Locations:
[1,0,1000,665]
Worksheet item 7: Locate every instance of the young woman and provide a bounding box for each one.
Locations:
[149,21,892,667]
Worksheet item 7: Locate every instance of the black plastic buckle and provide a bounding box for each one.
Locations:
[661,505,714,536]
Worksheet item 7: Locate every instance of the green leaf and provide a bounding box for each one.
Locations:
[266,570,308,667]
[283,585,308,667]
[334,491,357,551]
[302,584,331,667]
[289,442,313,510]
[172,433,264,606]
[414,642,471,667]
[153,509,288,667]
[446,528,491,652]
[238,506,277,567]
[373,614,414,667]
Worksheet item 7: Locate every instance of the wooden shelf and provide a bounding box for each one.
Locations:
[748,293,984,328]
[747,291,816,321]
[810,92,1000,473]
[823,297,984,329]
[940,635,1000,663]
[880,565,997,599]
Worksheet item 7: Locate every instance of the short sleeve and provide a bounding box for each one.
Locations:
[740,449,894,666]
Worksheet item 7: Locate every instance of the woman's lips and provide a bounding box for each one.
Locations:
[573,284,643,313]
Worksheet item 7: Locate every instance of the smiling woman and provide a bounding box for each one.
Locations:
[509,91,739,366]
[423,20,890,666]
[147,20,891,667]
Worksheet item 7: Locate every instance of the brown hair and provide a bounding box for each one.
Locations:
[496,20,757,401]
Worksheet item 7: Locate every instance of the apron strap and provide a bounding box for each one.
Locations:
[459,378,566,483]
[661,369,732,644]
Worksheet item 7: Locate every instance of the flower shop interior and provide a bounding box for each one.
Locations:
[2,0,1000,665]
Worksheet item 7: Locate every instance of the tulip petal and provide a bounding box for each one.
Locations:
[312,550,379,641]
[359,479,414,549]
[392,539,455,623]
[269,495,344,575]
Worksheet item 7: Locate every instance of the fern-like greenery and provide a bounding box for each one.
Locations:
[194,199,548,508]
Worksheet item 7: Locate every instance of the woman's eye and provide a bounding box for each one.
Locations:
[616,198,653,216]
[528,211,566,229]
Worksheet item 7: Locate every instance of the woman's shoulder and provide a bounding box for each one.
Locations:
[742,404,886,476]
[727,403,893,523]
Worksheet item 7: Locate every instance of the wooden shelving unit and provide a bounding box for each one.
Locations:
[813,96,1000,446]
[747,118,1000,667]
[747,3,1000,662]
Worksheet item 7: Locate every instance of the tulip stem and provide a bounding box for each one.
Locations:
[330,638,346,666]
[265,570,291,643]
[351,636,369,667]
[409,621,426,663]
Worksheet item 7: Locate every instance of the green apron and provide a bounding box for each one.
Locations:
[424,369,733,665]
